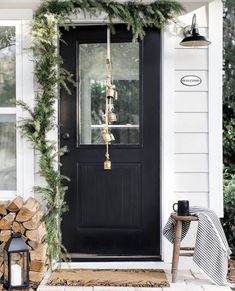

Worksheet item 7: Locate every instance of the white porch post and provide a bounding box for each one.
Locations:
[161,25,176,263]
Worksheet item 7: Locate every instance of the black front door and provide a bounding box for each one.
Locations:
[60,25,161,260]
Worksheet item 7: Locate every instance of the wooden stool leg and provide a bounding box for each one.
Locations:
[172,220,182,283]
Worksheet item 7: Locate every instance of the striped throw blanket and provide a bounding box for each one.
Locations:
[163,207,231,286]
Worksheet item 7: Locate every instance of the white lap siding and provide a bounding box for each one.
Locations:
[172,1,223,248]
[174,5,209,247]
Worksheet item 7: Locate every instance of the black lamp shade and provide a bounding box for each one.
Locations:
[180,14,211,47]
[180,33,211,47]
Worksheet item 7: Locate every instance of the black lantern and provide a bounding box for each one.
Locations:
[180,14,211,47]
[3,233,30,290]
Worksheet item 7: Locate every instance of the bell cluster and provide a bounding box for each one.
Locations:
[102,61,118,170]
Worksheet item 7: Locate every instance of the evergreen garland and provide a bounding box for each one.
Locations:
[18,0,183,266]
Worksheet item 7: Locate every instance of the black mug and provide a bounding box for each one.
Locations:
[173,200,189,216]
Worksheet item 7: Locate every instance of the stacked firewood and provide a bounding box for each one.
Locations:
[0,196,47,286]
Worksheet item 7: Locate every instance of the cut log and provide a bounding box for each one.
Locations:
[20,223,26,234]
[16,197,40,222]
[0,243,5,254]
[26,222,46,244]
[0,202,8,216]
[12,222,25,234]
[21,234,28,242]
[23,210,44,230]
[12,222,20,232]
[0,197,47,285]
[29,270,44,283]
[0,230,11,242]
[0,213,16,230]
[7,196,24,212]
[28,240,40,250]
[30,260,46,272]
[30,243,47,261]
[0,264,3,282]
[4,213,16,223]
[0,219,10,230]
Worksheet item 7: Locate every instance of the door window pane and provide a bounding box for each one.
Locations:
[0,26,16,107]
[0,115,16,190]
[79,42,139,145]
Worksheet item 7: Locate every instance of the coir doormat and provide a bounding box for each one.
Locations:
[48,269,170,288]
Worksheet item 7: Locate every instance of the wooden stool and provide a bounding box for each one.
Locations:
[171,212,198,283]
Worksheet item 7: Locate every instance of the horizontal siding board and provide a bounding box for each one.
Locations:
[175,133,208,153]
[175,192,209,207]
[178,6,208,27]
[175,154,208,172]
[175,49,208,70]
[175,71,208,92]
[175,92,208,113]
[175,113,208,132]
[175,173,209,192]
[0,10,33,19]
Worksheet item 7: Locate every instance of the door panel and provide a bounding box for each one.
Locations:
[78,163,141,228]
[60,25,161,260]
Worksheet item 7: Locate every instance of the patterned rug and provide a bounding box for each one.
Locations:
[48,269,170,288]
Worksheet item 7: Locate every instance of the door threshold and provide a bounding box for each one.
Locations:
[57,261,170,270]
[69,253,161,262]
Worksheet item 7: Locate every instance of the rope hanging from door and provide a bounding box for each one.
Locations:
[103,27,118,170]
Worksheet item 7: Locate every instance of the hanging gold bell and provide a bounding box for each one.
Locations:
[104,158,112,170]
[108,111,117,123]
[102,131,112,143]
[106,87,115,98]
[110,133,115,141]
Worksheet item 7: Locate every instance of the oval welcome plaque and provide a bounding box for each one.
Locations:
[180,75,202,87]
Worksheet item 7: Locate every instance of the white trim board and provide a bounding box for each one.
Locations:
[0,20,23,199]
[21,18,35,200]
[161,25,176,263]
[0,9,32,20]
[0,0,215,11]
[0,14,34,200]
[208,0,223,217]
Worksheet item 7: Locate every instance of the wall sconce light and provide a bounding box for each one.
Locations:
[180,14,211,47]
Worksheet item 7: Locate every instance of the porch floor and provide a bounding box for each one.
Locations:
[37,261,233,291]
